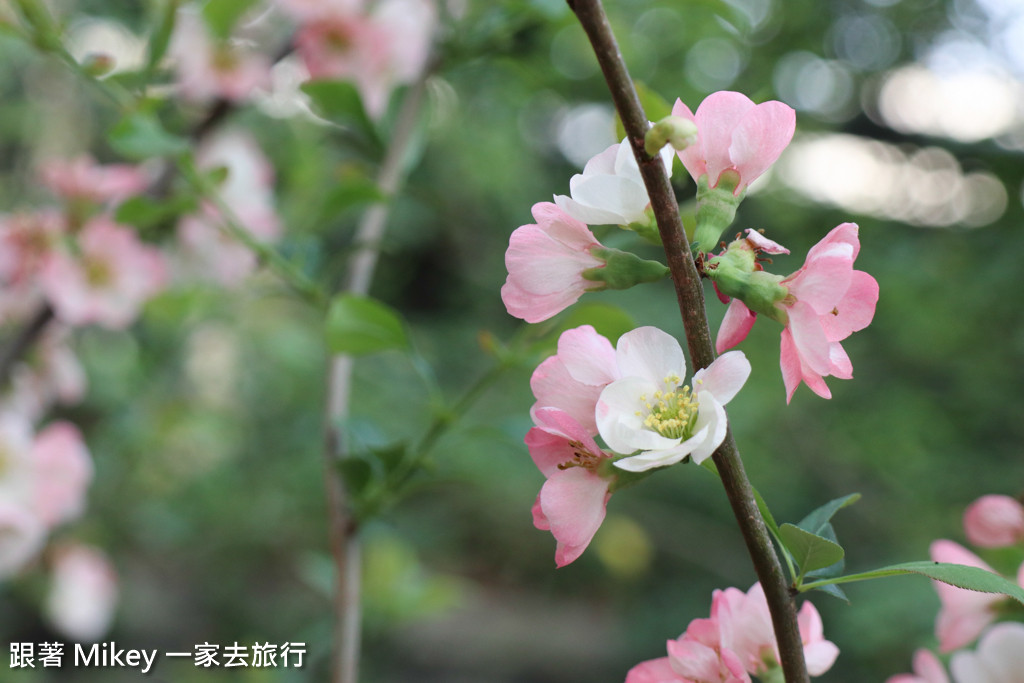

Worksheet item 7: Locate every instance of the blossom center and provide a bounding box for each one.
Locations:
[638,375,699,440]
[558,440,604,472]
[85,258,113,286]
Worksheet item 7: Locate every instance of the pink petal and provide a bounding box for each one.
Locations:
[557,325,618,386]
[728,100,796,185]
[694,92,757,186]
[786,243,855,315]
[822,270,879,342]
[964,495,1024,548]
[671,98,705,182]
[501,277,582,324]
[539,468,610,567]
[806,222,860,263]
[717,298,757,353]
[786,301,832,375]
[625,657,683,683]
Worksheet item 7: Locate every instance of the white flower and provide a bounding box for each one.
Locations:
[595,327,750,472]
[950,622,1024,683]
[554,137,673,226]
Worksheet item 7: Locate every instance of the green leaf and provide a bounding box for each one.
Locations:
[337,457,374,498]
[796,493,861,537]
[301,80,380,145]
[147,0,180,72]
[779,523,845,575]
[115,194,197,229]
[326,294,410,356]
[202,0,259,39]
[614,82,673,141]
[558,303,636,345]
[322,178,387,217]
[803,562,1024,607]
[108,111,189,160]
[810,583,849,603]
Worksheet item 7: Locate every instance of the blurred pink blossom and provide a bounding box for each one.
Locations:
[169,9,271,103]
[285,0,435,117]
[31,421,93,529]
[6,326,87,422]
[949,622,1024,683]
[177,130,281,287]
[963,495,1024,549]
[887,649,949,683]
[529,324,618,435]
[38,156,148,206]
[930,540,1008,652]
[501,202,606,323]
[45,544,118,641]
[672,91,795,194]
[527,408,614,567]
[0,210,65,287]
[40,215,168,329]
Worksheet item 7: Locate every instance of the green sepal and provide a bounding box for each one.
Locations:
[692,172,743,253]
[582,248,669,290]
[624,210,663,245]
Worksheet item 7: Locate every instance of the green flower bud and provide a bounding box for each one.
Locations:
[705,237,789,323]
[644,116,698,156]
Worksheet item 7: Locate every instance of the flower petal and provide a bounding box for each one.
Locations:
[717,298,757,353]
[728,100,796,185]
[539,468,610,567]
[693,350,751,405]
[615,326,687,388]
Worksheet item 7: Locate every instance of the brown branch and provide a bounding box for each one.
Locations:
[0,304,54,387]
[322,70,431,683]
[567,2,810,682]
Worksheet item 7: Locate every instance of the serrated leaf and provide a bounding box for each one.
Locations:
[301,80,380,145]
[108,111,189,160]
[326,294,409,356]
[843,562,1024,606]
[796,493,861,537]
[202,0,259,39]
[779,523,845,575]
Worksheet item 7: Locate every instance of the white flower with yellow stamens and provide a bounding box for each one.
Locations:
[595,326,750,472]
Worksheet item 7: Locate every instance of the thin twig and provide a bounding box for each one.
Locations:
[0,304,54,387]
[323,72,430,683]
[567,2,810,681]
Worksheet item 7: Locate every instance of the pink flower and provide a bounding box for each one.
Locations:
[45,544,118,641]
[31,422,93,529]
[667,616,750,683]
[169,8,271,103]
[41,216,167,329]
[713,583,838,676]
[288,0,435,117]
[527,408,614,567]
[949,622,1024,683]
[963,495,1024,549]
[38,156,148,206]
[177,130,281,287]
[529,325,618,434]
[501,202,606,323]
[718,223,879,402]
[888,649,949,683]
[625,657,686,683]
[930,540,1007,652]
[0,210,65,288]
[672,91,795,194]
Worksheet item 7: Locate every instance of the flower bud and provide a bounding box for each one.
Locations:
[644,116,698,156]
[705,235,788,323]
[963,494,1024,548]
[583,247,669,290]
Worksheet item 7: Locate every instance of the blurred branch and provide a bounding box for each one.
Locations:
[567,1,810,681]
[323,69,431,683]
[0,304,54,388]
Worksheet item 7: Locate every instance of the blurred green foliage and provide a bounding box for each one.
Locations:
[2,0,1024,681]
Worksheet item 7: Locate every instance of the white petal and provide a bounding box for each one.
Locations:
[688,393,727,464]
[613,424,710,472]
[615,326,686,388]
[595,377,677,454]
[692,351,750,405]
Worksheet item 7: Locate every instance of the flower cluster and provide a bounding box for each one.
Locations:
[626,582,838,682]
[888,493,1024,682]
[277,0,437,118]
[527,325,748,566]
